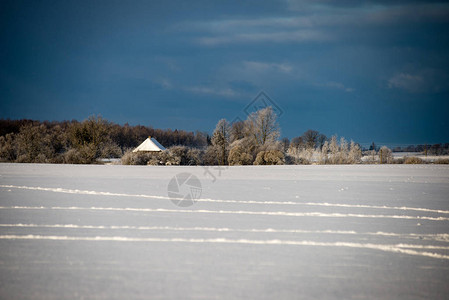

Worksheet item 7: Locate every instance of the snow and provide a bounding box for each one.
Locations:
[1,163,448,299]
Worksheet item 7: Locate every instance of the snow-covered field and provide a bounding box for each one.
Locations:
[1,163,448,299]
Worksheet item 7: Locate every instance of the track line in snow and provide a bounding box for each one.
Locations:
[1,184,448,215]
[1,206,448,221]
[0,234,448,260]
[299,202,449,215]
[1,223,448,242]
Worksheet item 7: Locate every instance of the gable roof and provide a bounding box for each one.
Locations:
[132,137,166,152]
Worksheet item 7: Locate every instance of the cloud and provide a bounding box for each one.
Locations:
[184,86,239,97]
[182,60,294,97]
[284,0,449,24]
[242,61,293,73]
[181,1,448,47]
[152,78,173,89]
[388,69,449,93]
[214,60,301,90]
[324,81,355,93]
[313,81,354,93]
[155,57,180,72]
[363,3,449,24]
[388,73,424,93]
[197,29,330,46]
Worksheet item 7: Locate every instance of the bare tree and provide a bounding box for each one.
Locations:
[280,137,290,153]
[302,130,320,149]
[230,120,245,143]
[290,136,304,150]
[317,134,327,149]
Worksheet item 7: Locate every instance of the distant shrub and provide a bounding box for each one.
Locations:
[284,154,295,165]
[120,150,154,165]
[434,158,449,164]
[121,147,204,166]
[48,155,65,164]
[228,144,253,165]
[363,150,377,164]
[120,150,134,165]
[203,146,219,165]
[404,156,423,164]
[34,153,48,164]
[100,142,123,158]
[287,147,312,164]
[64,148,87,164]
[167,146,188,165]
[393,157,405,164]
[0,133,17,162]
[291,156,310,165]
[253,150,284,165]
[64,145,100,164]
[186,148,204,165]
[169,146,200,165]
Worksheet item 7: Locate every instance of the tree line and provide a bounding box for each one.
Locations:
[0,117,208,164]
[390,144,449,156]
[1,108,447,165]
[123,107,370,165]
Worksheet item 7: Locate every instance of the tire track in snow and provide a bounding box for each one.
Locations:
[1,223,448,242]
[0,234,448,260]
[1,184,448,215]
[1,205,448,221]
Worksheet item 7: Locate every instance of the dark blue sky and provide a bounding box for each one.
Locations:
[1,0,448,146]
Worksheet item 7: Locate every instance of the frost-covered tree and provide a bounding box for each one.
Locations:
[245,107,280,148]
[228,142,253,165]
[348,141,362,164]
[300,147,314,162]
[211,119,230,165]
[366,149,377,164]
[254,150,285,165]
[286,146,312,164]
[338,137,349,164]
[329,136,339,164]
[319,140,329,164]
[379,146,393,164]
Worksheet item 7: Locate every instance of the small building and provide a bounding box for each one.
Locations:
[132,136,166,153]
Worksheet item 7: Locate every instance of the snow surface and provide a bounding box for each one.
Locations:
[0,163,448,299]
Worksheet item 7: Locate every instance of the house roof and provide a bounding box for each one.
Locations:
[132,137,166,152]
